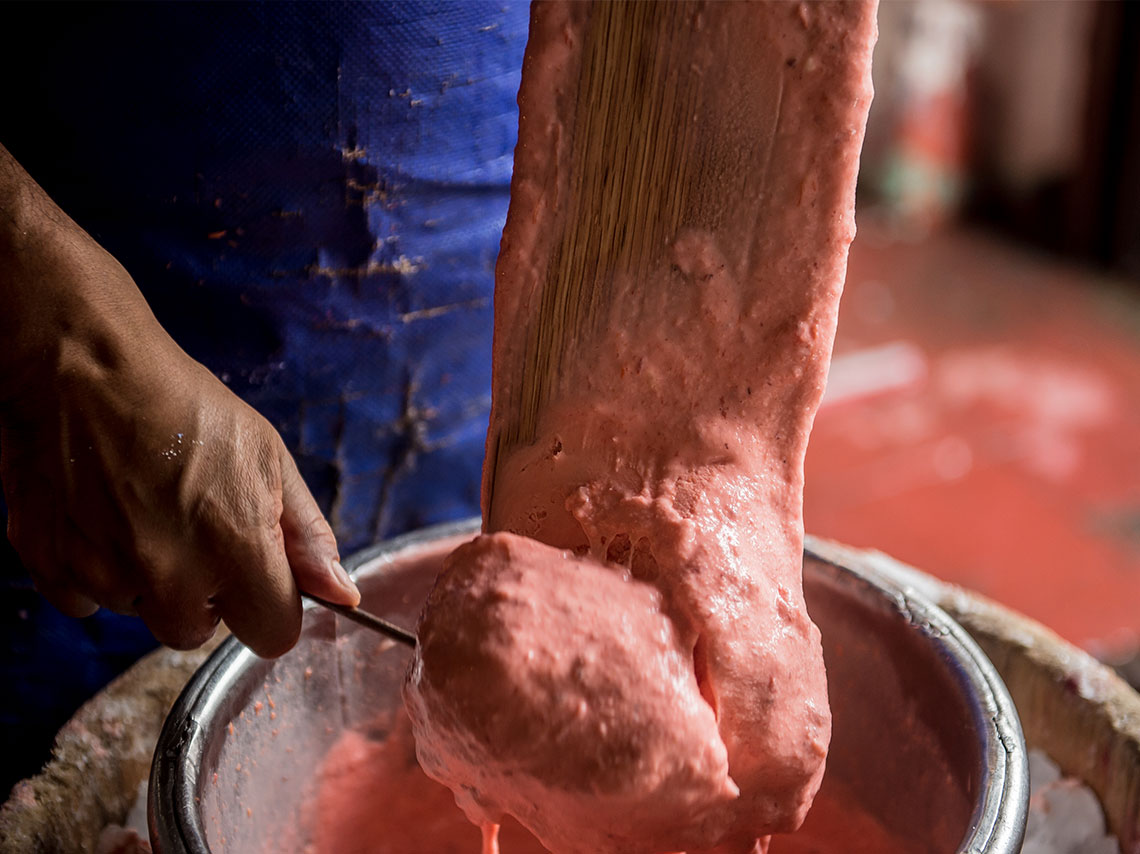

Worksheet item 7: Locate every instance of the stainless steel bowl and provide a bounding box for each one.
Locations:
[149,520,1028,853]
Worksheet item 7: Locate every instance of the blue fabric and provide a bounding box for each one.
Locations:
[0,1,528,792]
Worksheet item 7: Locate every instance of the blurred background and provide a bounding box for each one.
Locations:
[1,0,1139,795]
[806,0,1140,674]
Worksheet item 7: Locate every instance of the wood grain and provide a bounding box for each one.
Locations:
[502,0,770,451]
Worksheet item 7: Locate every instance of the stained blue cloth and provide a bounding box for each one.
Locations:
[0,0,528,792]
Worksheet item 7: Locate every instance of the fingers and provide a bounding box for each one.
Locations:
[22,531,101,619]
[4,403,344,657]
[34,575,100,619]
[83,446,310,657]
[126,511,298,656]
[135,600,220,651]
[5,473,99,618]
[59,522,142,615]
[278,447,360,607]
[133,559,222,651]
[207,442,350,657]
[210,525,303,659]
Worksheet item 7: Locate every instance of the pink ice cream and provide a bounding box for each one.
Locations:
[307,700,913,854]
[405,2,877,853]
[406,534,739,853]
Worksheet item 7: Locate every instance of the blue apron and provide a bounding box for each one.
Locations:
[0,0,528,790]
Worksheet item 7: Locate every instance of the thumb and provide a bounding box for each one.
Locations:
[278,446,360,607]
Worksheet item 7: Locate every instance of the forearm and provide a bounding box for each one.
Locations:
[0,143,158,409]
[1,144,54,393]
[0,142,52,244]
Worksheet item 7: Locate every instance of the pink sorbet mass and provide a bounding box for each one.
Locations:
[405,2,877,854]
[406,534,739,854]
[306,701,912,854]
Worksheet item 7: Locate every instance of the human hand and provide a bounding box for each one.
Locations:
[0,147,359,657]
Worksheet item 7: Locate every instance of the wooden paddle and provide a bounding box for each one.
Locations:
[491,1,779,460]
[484,1,877,525]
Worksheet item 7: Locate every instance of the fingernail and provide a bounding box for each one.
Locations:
[330,559,361,601]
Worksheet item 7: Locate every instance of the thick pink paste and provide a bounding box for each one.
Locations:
[307,709,910,854]
[403,1,877,852]
[405,534,738,854]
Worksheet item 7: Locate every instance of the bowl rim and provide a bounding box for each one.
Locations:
[804,535,1030,854]
[149,520,1028,854]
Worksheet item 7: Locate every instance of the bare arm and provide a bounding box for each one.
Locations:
[0,143,358,657]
